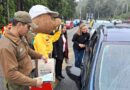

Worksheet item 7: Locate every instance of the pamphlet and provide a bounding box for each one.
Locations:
[37,58,55,82]
[38,73,54,82]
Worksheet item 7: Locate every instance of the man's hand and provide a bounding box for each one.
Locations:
[34,78,43,88]
[41,56,48,63]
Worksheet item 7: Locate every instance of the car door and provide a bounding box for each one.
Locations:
[81,31,99,90]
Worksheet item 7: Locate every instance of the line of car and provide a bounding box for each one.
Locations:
[65,19,80,29]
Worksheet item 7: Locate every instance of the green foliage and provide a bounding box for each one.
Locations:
[0,4,5,27]
[0,4,3,13]
[0,0,77,26]
[23,0,48,12]
[46,0,76,19]
[114,12,130,19]
[9,0,16,18]
[76,0,130,20]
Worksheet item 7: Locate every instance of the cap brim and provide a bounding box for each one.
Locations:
[28,23,38,30]
[48,11,59,17]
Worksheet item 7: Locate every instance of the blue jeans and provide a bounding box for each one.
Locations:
[73,48,84,68]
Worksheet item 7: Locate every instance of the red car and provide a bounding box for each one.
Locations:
[65,21,74,29]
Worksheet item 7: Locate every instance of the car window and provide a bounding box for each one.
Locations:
[95,42,130,90]
[81,31,99,89]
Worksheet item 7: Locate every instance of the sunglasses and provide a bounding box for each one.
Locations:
[27,24,31,29]
[21,22,31,29]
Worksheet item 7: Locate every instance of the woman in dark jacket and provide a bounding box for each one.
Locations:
[52,24,69,81]
[72,23,90,68]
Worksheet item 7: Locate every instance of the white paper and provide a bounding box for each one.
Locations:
[38,73,54,82]
[37,58,55,81]
[31,59,36,69]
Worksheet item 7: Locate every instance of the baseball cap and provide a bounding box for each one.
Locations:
[29,5,59,19]
[14,11,38,29]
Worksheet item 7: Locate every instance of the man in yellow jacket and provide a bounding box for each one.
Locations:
[89,19,94,29]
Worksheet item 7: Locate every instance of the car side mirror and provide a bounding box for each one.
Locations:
[66,66,81,76]
[66,66,81,89]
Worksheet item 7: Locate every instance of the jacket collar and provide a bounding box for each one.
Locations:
[4,30,21,45]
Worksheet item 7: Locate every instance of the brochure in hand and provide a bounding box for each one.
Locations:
[38,73,54,82]
[37,58,55,82]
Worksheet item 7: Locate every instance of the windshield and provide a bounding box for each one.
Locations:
[95,42,130,90]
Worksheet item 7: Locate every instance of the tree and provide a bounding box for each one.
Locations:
[0,0,77,26]
[76,0,130,19]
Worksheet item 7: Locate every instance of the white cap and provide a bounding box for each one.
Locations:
[29,5,59,19]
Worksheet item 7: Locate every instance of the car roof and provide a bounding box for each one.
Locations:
[115,23,130,28]
[92,20,112,29]
[95,20,110,23]
[102,27,130,42]
[87,24,130,90]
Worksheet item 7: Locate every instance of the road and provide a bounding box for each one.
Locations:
[54,27,78,90]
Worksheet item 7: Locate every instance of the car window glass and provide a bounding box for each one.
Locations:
[95,43,130,90]
[81,31,99,89]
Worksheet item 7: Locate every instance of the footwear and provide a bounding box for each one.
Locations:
[56,76,62,81]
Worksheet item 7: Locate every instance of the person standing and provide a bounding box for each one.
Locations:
[29,5,62,59]
[29,5,62,90]
[0,11,46,90]
[72,23,90,68]
[52,24,69,81]
[1,23,12,35]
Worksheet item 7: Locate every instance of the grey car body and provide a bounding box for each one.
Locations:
[83,26,130,90]
[67,25,130,90]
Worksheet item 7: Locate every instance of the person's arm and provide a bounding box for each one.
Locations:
[28,47,47,62]
[28,47,42,59]
[64,33,69,59]
[52,30,61,43]
[72,34,79,46]
[0,48,37,86]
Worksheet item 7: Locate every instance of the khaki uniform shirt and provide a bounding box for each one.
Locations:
[0,30,42,87]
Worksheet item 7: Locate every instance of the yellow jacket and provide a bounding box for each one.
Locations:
[89,19,94,28]
[33,30,61,58]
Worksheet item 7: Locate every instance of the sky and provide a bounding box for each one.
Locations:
[75,0,80,2]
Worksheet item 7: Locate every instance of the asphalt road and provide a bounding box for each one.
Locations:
[54,27,78,90]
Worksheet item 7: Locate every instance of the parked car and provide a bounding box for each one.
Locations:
[65,20,74,29]
[91,20,112,29]
[115,23,130,28]
[82,20,86,24]
[73,19,80,27]
[89,20,114,39]
[112,19,122,24]
[66,26,130,90]
[122,20,130,23]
